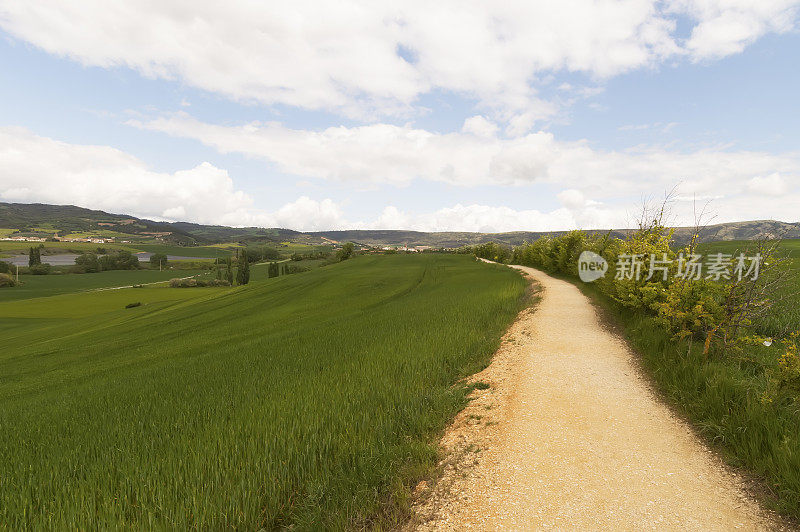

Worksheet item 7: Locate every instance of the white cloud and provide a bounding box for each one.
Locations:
[219,196,346,232]
[0,126,349,228]
[363,199,639,232]
[745,172,789,196]
[618,121,678,133]
[670,0,799,59]
[1,126,798,233]
[0,127,619,231]
[131,113,800,201]
[619,123,653,131]
[0,126,257,224]
[161,205,186,219]
[0,128,358,231]
[368,203,576,233]
[1,1,796,122]
[461,115,499,138]
[557,189,589,209]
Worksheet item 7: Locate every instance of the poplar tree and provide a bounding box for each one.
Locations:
[28,246,42,267]
[236,251,250,285]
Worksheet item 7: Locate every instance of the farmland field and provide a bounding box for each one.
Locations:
[0,240,233,257]
[0,269,212,301]
[280,242,335,254]
[698,239,800,337]
[0,254,526,528]
[131,243,236,258]
[0,241,138,258]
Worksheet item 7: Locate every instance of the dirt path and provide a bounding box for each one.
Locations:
[410,265,780,531]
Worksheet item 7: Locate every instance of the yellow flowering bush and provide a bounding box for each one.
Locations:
[506,218,775,358]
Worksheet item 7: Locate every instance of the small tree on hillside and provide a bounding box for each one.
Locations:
[336,242,354,261]
[75,253,100,273]
[99,250,140,271]
[149,253,168,269]
[225,257,234,285]
[262,246,281,260]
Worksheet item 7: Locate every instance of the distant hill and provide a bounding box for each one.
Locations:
[310,220,800,247]
[307,229,626,247]
[1,202,798,247]
[0,202,299,245]
[672,220,800,243]
[0,202,199,244]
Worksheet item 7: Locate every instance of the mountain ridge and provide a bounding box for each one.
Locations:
[2,202,798,247]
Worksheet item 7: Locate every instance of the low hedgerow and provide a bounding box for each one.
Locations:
[169,278,231,288]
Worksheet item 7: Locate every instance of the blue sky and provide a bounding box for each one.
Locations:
[0,2,798,231]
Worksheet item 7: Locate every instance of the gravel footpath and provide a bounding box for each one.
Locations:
[409,265,782,531]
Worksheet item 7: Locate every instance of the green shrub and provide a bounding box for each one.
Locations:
[29,263,51,275]
[764,332,800,403]
[169,277,231,288]
[99,251,139,271]
[336,242,354,261]
[261,246,281,261]
[286,265,310,274]
[170,278,198,288]
[471,242,510,263]
[75,253,101,273]
[291,250,330,261]
[0,273,15,287]
[149,253,168,268]
[509,225,779,354]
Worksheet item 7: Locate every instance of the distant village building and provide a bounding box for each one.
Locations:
[2,236,47,242]
[53,236,115,243]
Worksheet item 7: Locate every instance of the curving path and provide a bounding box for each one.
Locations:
[415,265,778,530]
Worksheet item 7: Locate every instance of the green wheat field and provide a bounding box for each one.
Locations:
[0,254,526,529]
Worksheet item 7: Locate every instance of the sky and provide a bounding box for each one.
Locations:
[0,1,798,232]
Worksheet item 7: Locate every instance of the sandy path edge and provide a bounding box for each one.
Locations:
[406,264,785,531]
